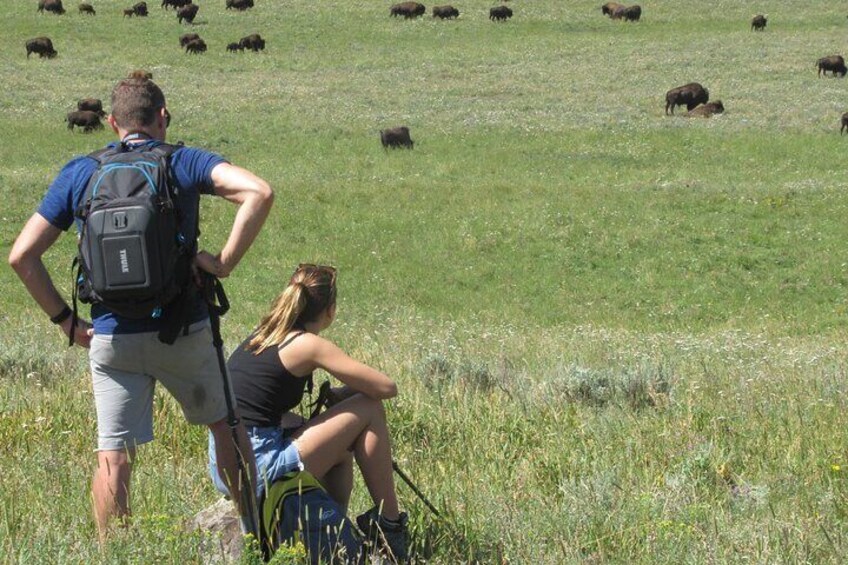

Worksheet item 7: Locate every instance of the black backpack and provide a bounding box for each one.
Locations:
[73,142,196,323]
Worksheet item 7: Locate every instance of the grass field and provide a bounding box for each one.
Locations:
[2,0,848,563]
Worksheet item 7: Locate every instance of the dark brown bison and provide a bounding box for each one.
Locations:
[129,1,148,16]
[380,126,414,149]
[621,5,640,21]
[25,37,57,59]
[161,0,190,8]
[841,112,848,135]
[123,7,135,16]
[78,3,95,15]
[686,101,724,118]
[665,82,709,115]
[128,69,153,79]
[390,2,426,19]
[226,42,244,52]
[489,5,512,21]
[239,33,265,51]
[226,0,254,10]
[67,110,103,132]
[432,5,458,19]
[817,55,847,77]
[77,98,106,117]
[184,38,207,54]
[177,3,198,23]
[179,32,200,47]
[601,2,624,17]
[751,14,766,31]
[37,0,66,14]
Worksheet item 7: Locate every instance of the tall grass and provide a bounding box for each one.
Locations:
[2,0,848,562]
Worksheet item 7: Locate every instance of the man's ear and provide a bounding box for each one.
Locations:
[107,114,119,134]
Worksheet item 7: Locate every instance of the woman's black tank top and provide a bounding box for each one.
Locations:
[227,331,312,428]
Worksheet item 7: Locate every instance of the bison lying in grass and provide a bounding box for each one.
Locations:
[687,101,724,118]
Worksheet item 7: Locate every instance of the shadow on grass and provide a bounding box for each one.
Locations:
[410,508,504,564]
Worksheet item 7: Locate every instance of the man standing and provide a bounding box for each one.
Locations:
[8,76,273,541]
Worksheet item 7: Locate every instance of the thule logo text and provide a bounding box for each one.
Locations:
[119,249,130,274]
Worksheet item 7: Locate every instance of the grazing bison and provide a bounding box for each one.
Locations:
[123,7,135,16]
[817,55,847,77]
[177,3,198,23]
[226,0,254,10]
[751,14,766,31]
[184,38,207,54]
[67,110,103,132]
[37,0,66,14]
[432,5,459,19]
[77,98,106,117]
[226,42,244,52]
[621,5,640,21]
[25,37,58,59]
[179,32,200,47]
[665,82,709,115]
[380,126,414,149]
[841,112,848,135]
[128,69,153,79]
[601,2,624,18]
[239,33,265,51]
[390,2,426,19]
[79,3,95,15]
[127,1,148,16]
[489,5,512,21]
[161,0,190,8]
[686,101,724,118]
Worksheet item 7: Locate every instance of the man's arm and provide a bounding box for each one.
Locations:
[194,163,274,277]
[8,213,92,347]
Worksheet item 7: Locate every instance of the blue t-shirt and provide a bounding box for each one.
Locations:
[37,140,228,335]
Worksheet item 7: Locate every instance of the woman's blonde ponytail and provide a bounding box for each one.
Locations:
[248,283,307,353]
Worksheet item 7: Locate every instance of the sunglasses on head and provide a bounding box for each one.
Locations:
[297,263,337,280]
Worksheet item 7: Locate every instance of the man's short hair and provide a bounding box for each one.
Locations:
[110,78,166,129]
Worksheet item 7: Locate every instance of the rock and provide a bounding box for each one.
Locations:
[187,498,246,563]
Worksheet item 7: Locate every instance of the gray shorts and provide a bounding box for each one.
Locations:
[89,321,230,451]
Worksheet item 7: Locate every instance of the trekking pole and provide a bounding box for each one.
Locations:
[391,461,440,517]
[201,273,261,541]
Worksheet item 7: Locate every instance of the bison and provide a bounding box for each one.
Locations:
[621,5,640,21]
[601,2,624,18]
[686,101,724,118]
[161,0,190,8]
[184,38,207,54]
[226,42,244,52]
[123,7,135,16]
[25,37,58,59]
[127,1,148,16]
[390,2,426,19]
[179,32,200,47]
[239,33,265,51]
[37,0,66,14]
[226,0,254,10]
[177,3,198,23]
[380,126,414,149]
[665,82,709,115]
[79,3,95,15]
[77,98,106,117]
[751,14,766,31]
[489,5,512,21]
[67,110,103,132]
[841,112,848,135]
[128,69,153,79]
[817,55,847,77]
[432,5,459,19]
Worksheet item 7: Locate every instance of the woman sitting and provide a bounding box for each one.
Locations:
[208,264,408,561]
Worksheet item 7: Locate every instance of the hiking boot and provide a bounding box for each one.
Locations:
[356,507,409,563]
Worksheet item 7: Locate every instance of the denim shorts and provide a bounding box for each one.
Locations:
[208,425,303,499]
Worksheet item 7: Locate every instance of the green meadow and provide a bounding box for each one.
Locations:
[2,0,848,562]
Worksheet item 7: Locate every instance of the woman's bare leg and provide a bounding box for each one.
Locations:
[321,453,354,513]
[293,394,400,518]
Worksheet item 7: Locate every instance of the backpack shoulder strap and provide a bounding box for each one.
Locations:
[87,146,118,163]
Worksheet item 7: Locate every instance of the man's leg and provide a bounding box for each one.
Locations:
[92,447,134,544]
